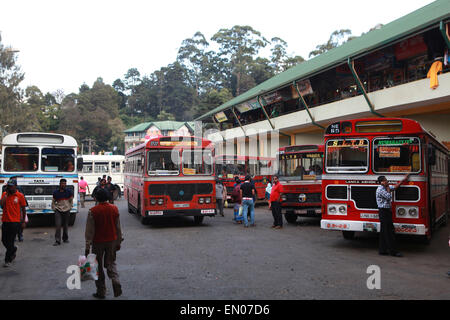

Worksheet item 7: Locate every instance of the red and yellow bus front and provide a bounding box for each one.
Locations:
[277,145,324,223]
[320,118,445,240]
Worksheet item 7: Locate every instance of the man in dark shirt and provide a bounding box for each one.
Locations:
[239,175,256,228]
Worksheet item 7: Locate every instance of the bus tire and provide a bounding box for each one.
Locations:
[68,213,76,226]
[285,212,297,224]
[342,231,355,240]
[194,216,204,225]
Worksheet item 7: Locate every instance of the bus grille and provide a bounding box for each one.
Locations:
[395,186,419,201]
[285,193,321,203]
[19,185,74,196]
[148,183,213,202]
[350,186,378,209]
[326,186,347,200]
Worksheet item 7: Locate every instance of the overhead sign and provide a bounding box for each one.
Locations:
[215,111,228,123]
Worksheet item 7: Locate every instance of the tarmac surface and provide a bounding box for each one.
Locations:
[0,198,449,300]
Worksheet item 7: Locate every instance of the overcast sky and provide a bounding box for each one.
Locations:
[0,0,435,95]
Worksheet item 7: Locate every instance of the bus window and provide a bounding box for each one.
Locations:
[147,150,179,175]
[5,147,39,172]
[373,137,421,173]
[248,159,259,176]
[303,153,323,178]
[259,160,271,175]
[326,139,368,172]
[82,161,93,173]
[182,150,212,175]
[94,162,109,173]
[111,161,121,173]
[41,148,75,172]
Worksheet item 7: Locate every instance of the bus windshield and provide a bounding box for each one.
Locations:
[41,148,75,172]
[4,147,39,172]
[326,139,369,172]
[373,137,421,173]
[216,159,246,178]
[147,150,179,175]
[279,152,322,180]
[182,149,213,175]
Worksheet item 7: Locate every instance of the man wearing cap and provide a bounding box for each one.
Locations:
[376,174,409,257]
[0,179,27,267]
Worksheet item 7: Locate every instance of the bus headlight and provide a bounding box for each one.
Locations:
[151,199,157,205]
[205,197,211,204]
[281,194,287,202]
[408,207,418,217]
[397,207,406,216]
[328,205,337,214]
[198,197,204,204]
[158,198,164,205]
[338,205,347,214]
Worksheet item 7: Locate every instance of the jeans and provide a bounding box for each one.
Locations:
[216,198,224,215]
[55,210,69,243]
[242,199,255,226]
[2,222,20,263]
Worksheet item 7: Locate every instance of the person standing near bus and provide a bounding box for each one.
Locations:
[215,180,225,217]
[0,179,27,267]
[376,174,409,257]
[232,178,243,224]
[78,176,90,208]
[240,175,256,228]
[269,175,283,229]
[2,176,27,242]
[52,179,73,246]
[85,188,123,299]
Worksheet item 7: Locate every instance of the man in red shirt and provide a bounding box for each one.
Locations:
[269,175,283,229]
[85,188,123,299]
[0,179,27,267]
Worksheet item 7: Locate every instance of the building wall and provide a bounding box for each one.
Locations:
[406,112,450,144]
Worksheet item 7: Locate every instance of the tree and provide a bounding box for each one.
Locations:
[212,25,269,96]
[309,29,353,58]
[0,33,25,133]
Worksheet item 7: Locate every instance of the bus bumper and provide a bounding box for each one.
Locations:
[320,219,427,235]
[145,209,216,218]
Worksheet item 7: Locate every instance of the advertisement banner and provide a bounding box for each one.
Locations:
[215,111,228,123]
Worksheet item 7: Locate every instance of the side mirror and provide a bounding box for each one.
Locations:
[427,145,436,166]
[77,157,84,171]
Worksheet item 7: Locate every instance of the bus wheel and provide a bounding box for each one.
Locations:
[285,212,297,224]
[342,231,355,240]
[194,216,204,225]
[127,201,133,214]
[68,214,76,226]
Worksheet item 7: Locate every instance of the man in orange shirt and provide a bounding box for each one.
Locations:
[0,179,27,267]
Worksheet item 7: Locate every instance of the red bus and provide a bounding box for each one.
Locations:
[277,145,324,223]
[124,136,216,225]
[215,155,274,202]
[321,118,449,242]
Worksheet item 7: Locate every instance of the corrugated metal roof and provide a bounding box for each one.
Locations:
[124,121,193,133]
[197,0,450,120]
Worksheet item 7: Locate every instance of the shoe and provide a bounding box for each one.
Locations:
[391,252,403,257]
[63,240,69,243]
[93,293,105,299]
[53,241,61,246]
[3,262,11,268]
[274,226,282,229]
[113,284,122,297]
[271,225,276,228]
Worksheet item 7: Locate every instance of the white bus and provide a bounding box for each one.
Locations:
[0,132,82,225]
[80,154,124,197]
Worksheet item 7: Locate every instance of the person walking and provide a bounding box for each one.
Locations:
[376,174,409,257]
[105,176,116,204]
[231,178,243,224]
[215,180,226,217]
[92,179,112,205]
[85,188,123,299]
[78,176,90,208]
[240,175,256,228]
[0,179,27,267]
[2,176,27,242]
[269,175,283,229]
[52,179,74,246]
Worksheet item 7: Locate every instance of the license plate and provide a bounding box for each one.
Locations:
[174,203,189,208]
[363,222,377,232]
[147,211,163,216]
[294,210,307,214]
[29,202,46,209]
[201,209,215,214]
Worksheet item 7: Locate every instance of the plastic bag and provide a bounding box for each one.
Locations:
[224,200,228,208]
[238,206,243,217]
[78,253,98,281]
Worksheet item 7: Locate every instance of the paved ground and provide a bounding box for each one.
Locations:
[0,198,449,300]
